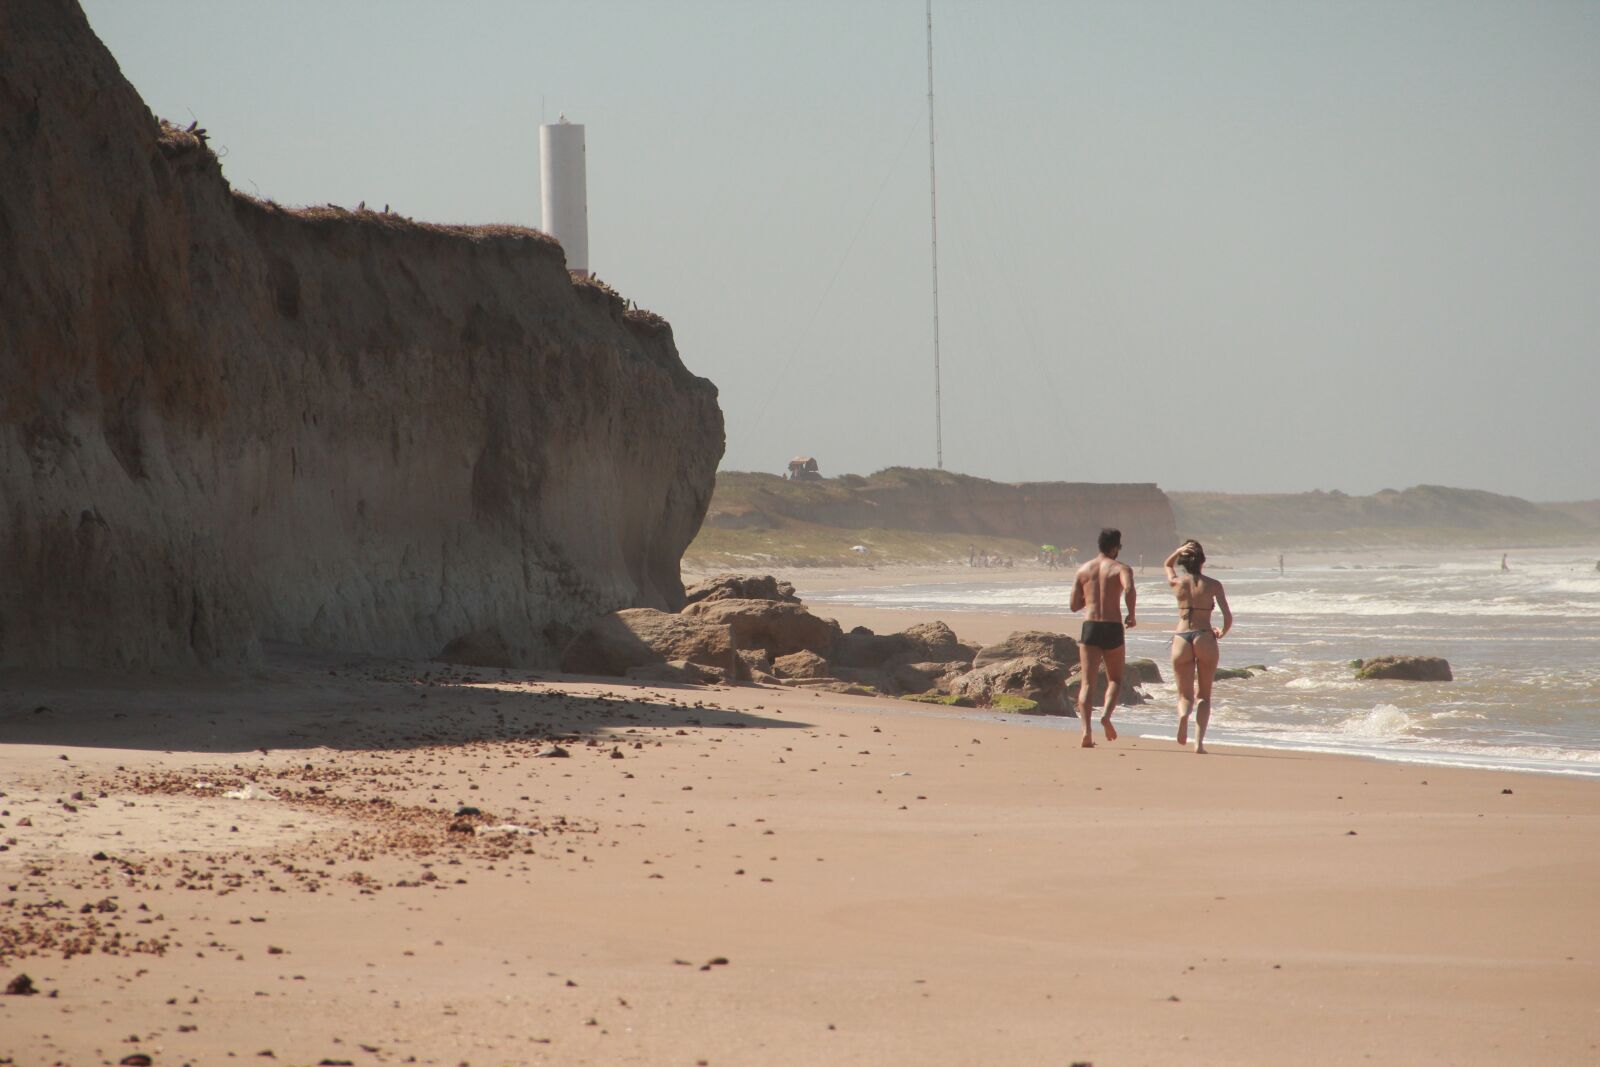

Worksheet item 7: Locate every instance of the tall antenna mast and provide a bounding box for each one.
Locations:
[925,0,944,470]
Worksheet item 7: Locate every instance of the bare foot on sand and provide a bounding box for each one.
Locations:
[1080,735,1096,748]
[1195,743,1208,755]
[1101,716,1118,742]
[1177,715,1189,746]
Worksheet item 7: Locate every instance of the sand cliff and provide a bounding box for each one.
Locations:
[0,0,723,669]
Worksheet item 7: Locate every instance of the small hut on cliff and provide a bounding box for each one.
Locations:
[786,456,821,481]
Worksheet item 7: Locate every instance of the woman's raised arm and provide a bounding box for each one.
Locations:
[1163,545,1185,585]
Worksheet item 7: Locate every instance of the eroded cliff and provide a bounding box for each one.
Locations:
[0,0,723,669]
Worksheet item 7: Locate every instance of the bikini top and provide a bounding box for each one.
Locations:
[1178,580,1214,620]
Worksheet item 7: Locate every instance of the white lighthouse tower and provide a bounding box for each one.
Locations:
[538,116,589,278]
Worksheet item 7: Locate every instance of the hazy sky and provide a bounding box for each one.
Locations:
[82,1,1600,500]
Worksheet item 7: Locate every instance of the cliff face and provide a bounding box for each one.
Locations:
[705,470,1177,557]
[0,0,723,669]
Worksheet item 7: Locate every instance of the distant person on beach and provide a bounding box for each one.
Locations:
[1501,553,1510,572]
[1278,553,1285,576]
[1164,540,1233,754]
[1070,527,1137,748]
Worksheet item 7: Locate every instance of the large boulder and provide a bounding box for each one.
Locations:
[1353,656,1453,681]
[896,621,974,663]
[831,621,976,670]
[948,655,1074,714]
[681,599,840,658]
[560,609,736,677]
[683,573,800,607]
[974,630,1078,669]
[735,648,774,680]
[830,627,906,669]
[773,650,831,680]
[1125,657,1164,685]
[833,666,898,693]
[892,660,972,695]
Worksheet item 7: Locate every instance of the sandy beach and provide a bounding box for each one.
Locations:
[3,645,1596,1066]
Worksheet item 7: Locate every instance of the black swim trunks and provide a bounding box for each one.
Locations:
[1080,620,1125,651]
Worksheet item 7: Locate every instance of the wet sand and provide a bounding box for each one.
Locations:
[2,646,1596,1065]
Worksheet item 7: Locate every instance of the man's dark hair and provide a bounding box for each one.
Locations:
[1098,527,1122,554]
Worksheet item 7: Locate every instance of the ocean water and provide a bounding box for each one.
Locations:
[803,552,1600,778]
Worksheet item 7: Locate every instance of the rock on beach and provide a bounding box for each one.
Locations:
[1353,656,1453,682]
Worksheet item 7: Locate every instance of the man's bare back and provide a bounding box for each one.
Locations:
[1069,529,1137,747]
[1072,556,1134,623]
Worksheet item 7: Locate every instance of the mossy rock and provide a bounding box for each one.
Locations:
[1213,666,1255,680]
[989,694,1040,714]
[903,692,977,708]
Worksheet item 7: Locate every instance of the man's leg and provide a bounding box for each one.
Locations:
[1100,643,1125,742]
[1076,643,1103,747]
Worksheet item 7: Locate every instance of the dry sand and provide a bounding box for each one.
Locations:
[2,644,1596,1066]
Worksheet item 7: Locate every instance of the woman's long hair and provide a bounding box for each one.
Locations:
[1176,540,1206,577]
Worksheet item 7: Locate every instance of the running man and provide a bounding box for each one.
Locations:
[1070,527,1137,747]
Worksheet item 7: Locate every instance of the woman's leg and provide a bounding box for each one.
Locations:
[1193,633,1221,754]
[1171,636,1195,746]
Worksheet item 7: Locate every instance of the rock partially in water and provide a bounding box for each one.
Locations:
[1124,657,1164,685]
[1353,656,1453,682]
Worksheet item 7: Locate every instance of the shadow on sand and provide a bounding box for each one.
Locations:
[0,642,811,755]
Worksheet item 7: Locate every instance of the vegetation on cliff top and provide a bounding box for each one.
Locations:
[1170,485,1599,551]
[686,471,1599,567]
[684,468,1138,569]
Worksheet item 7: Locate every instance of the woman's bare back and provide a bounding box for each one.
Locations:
[1173,574,1219,633]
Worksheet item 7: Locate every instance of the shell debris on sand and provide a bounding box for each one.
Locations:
[0,747,600,966]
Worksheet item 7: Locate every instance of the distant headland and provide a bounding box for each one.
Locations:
[687,470,1599,567]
